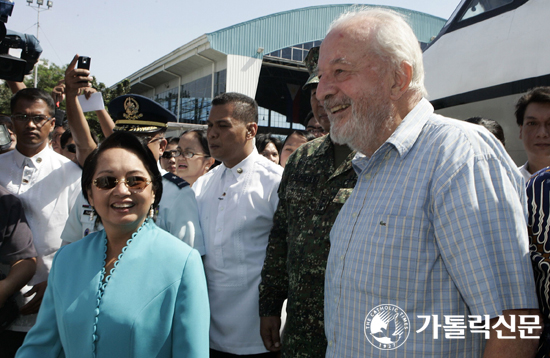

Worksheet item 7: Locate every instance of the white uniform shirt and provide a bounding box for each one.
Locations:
[519,162,532,182]
[193,149,282,355]
[60,171,205,254]
[0,146,81,331]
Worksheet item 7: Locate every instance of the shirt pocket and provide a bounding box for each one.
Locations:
[348,214,426,301]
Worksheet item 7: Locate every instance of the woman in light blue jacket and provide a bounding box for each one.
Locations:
[16,132,209,358]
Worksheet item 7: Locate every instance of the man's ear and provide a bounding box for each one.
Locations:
[246,123,258,140]
[158,138,168,155]
[205,156,215,170]
[390,61,413,101]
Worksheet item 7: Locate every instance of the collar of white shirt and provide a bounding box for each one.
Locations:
[219,147,260,182]
[13,145,51,169]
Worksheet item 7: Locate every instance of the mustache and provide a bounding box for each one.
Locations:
[323,97,352,114]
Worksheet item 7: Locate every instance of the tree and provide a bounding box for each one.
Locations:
[23,59,66,98]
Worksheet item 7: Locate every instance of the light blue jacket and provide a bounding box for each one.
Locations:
[16,220,210,358]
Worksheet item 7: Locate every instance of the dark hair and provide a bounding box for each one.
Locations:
[166,137,179,146]
[515,87,550,126]
[211,92,258,124]
[282,130,316,148]
[181,129,209,154]
[256,133,282,154]
[81,131,163,219]
[465,116,506,146]
[11,88,56,117]
[60,129,73,149]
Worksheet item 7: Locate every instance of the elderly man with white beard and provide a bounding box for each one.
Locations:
[317,8,540,358]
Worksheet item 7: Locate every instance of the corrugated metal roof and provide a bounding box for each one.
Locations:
[206,4,446,59]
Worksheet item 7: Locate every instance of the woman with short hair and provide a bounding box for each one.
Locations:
[16,132,210,358]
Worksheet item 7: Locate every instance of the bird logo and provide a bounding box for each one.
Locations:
[364,304,410,350]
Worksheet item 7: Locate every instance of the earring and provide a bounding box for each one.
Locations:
[149,205,154,218]
[89,207,95,221]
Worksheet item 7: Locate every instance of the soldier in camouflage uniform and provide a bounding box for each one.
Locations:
[259,47,358,358]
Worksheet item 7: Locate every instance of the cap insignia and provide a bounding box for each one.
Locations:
[123,97,144,121]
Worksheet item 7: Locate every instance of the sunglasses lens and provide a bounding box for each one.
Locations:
[126,176,147,190]
[93,176,150,191]
[163,149,181,159]
[95,176,117,189]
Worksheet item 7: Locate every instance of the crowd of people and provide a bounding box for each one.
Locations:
[1,7,550,358]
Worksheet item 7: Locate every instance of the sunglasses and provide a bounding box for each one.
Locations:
[93,176,152,192]
[162,149,180,159]
[65,144,76,153]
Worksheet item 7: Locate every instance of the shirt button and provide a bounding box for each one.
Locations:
[328,341,333,347]
[36,157,42,163]
[340,255,344,260]
[364,173,371,180]
[334,298,337,303]
[236,168,243,174]
[217,228,221,232]
[352,212,358,218]
[220,206,224,211]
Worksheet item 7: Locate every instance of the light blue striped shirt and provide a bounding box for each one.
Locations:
[325,98,538,357]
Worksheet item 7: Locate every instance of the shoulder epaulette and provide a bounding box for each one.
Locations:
[162,173,190,189]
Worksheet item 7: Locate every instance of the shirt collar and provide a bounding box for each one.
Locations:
[385,98,433,159]
[351,152,368,175]
[221,147,259,181]
[13,145,50,169]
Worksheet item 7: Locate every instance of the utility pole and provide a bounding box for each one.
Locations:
[27,0,53,87]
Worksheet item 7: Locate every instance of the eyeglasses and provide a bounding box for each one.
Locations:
[11,114,53,126]
[93,176,152,192]
[162,148,209,159]
[65,144,76,153]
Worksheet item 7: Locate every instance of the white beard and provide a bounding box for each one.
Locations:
[328,94,393,155]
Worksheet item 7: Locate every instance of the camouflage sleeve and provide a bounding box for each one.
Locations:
[259,162,291,317]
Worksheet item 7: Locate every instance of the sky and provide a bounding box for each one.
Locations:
[9,0,462,87]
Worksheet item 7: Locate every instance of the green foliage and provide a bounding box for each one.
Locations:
[0,59,131,140]
[0,81,12,115]
[23,59,66,101]
[101,78,131,106]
